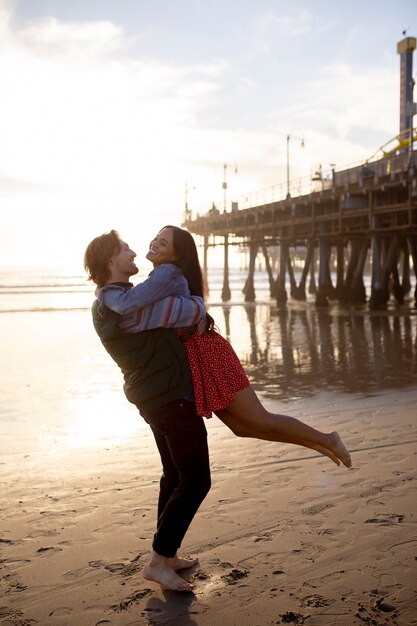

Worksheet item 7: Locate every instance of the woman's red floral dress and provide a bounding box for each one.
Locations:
[182,330,250,418]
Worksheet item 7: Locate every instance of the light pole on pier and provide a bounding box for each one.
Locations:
[222,162,238,212]
[183,182,195,222]
[286,129,305,199]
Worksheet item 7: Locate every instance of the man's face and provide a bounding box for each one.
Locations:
[109,240,138,279]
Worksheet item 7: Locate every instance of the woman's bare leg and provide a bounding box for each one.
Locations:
[218,386,351,468]
[217,409,340,465]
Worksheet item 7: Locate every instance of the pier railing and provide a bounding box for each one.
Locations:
[187,150,417,219]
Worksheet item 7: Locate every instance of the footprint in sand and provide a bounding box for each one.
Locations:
[221,568,248,586]
[303,568,362,590]
[187,566,249,597]
[48,607,73,617]
[360,483,392,498]
[0,608,26,623]
[110,588,153,612]
[0,557,31,565]
[63,565,100,580]
[3,572,27,593]
[92,521,131,534]
[36,546,63,554]
[280,610,307,624]
[254,533,272,542]
[301,594,333,608]
[189,571,222,596]
[0,538,23,547]
[121,559,144,576]
[104,562,126,573]
[39,509,77,517]
[317,528,336,536]
[26,529,60,539]
[88,560,106,568]
[302,502,334,516]
[365,513,405,526]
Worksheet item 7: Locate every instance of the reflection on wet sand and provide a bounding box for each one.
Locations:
[220,305,417,401]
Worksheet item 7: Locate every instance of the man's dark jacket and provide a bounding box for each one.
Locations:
[92,299,193,416]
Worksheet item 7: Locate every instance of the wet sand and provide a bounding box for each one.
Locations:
[1,308,416,625]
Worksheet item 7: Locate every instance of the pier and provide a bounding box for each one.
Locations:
[183,36,417,310]
[183,150,417,309]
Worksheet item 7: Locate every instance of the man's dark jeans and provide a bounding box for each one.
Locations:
[143,398,211,558]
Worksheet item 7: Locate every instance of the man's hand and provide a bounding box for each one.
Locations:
[196,313,216,335]
[197,316,208,335]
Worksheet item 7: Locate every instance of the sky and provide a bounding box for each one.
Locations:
[0,0,416,271]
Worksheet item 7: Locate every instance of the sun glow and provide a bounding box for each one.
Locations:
[0,3,231,269]
[61,391,144,449]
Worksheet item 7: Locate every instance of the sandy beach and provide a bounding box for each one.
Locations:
[1,307,417,625]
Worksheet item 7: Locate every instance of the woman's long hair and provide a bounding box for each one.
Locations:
[161,225,215,330]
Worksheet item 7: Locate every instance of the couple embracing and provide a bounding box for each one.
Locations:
[84,225,351,593]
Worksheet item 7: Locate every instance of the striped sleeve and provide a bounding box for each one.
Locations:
[118,296,205,333]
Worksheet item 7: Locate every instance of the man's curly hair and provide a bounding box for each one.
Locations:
[84,229,121,287]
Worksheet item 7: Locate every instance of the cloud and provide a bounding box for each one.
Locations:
[252,9,314,55]
[0,2,235,265]
[19,16,127,58]
[267,58,399,175]
[0,0,406,267]
[0,3,226,195]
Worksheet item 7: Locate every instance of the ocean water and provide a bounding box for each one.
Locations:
[0,265,275,313]
[0,266,95,313]
[1,264,416,389]
[1,264,416,458]
[1,263,415,311]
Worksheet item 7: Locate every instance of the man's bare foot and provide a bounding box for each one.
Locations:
[143,562,194,592]
[168,554,199,571]
[329,432,352,468]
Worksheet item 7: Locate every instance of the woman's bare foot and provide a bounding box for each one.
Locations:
[328,432,352,468]
[143,552,194,592]
[309,443,340,465]
[168,554,199,571]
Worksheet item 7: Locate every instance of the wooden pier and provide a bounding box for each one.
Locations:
[183,151,417,309]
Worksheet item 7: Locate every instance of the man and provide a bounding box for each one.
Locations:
[84,229,211,592]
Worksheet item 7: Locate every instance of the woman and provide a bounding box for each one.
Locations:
[100,225,352,469]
